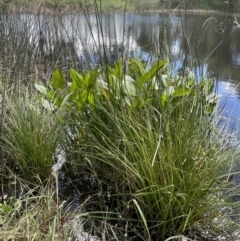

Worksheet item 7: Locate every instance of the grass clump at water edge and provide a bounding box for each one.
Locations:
[1,62,240,240]
[0,90,65,184]
[81,92,240,240]
[32,57,240,240]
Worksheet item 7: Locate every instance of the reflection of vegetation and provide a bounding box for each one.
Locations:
[2,0,240,11]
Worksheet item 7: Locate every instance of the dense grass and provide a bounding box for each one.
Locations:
[63,82,240,240]
[2,70,240,240]
[7,75,239,240]
[1,91,65,183]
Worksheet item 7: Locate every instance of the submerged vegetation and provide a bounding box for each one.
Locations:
[1,0,240,240]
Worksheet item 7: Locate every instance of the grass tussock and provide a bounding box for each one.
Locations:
[1,90,64,183]
[1,60,239,240]
[79,92,240,240]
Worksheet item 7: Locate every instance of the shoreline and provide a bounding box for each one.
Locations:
[2,2,239,16]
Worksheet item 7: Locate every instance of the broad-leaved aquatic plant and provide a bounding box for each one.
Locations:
[35,58,219,114]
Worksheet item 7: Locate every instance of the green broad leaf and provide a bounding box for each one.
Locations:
[54,97,63,108]
[188,79,195,87]
[70,69,85,90]
[77,89,89,108]
[86,68,98,89]
[160,94,167,108]
[88,92,95,110]
[172,87,191,97]
[0,203,12,214]
[121,75,137,96]
[132,96,146,108]
[71,90,79,102]
[34,83,49,96]
[69,79,77,92]
[84,73,90,88]
[163,86,174,97]
[100,87,113,100]
[50,69,65,90]
[48,90,63,108]
[61,92,74,107]
[206,93,221,104]
[41,98,56,111]
[129,58,145,78]
[137,59,167,89]
[96,77,109,90]
[124,96,134,106]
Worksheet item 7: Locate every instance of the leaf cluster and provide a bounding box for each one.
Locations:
[35,58,219,115]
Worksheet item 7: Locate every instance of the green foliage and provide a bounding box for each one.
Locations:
[35,59,220,179]
[1,90,64,183]
[83,93,239,239]
[35,58,219,114]
[33,58,233,239]
[1,1,240,240]
[0,203,12,215]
